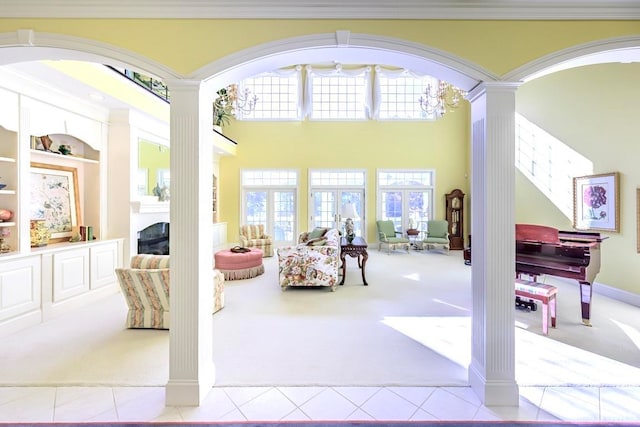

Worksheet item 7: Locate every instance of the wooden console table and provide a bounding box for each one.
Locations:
[339,236,368,286]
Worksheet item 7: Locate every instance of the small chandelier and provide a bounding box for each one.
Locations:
[418,81,467,117]
[225,84,258,114]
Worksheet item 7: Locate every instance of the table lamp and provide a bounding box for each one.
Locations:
[341,202,359,242]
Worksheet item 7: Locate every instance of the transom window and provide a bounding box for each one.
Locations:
[377,71,439,120]
[237,68,301,120]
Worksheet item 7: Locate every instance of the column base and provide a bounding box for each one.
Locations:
[166,376,215,406]
[469,363,519,406]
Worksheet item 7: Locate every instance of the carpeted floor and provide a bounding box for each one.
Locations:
[1,249,640,388]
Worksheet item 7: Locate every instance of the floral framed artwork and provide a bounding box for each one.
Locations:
[30,162,81,243]
[573,172,619,232]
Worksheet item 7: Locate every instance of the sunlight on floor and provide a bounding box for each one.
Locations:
[611,318,640,352]
[381,316,640,386]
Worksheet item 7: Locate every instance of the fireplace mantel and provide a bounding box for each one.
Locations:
[131,197,169,214]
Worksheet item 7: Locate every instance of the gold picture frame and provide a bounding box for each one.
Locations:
[573,172,620,233]
[30,162,81,243]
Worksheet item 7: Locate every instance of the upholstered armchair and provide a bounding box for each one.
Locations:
[423,219,450,252]
[239,224,273,257]
[376,220,410,254]
[115,254,225,329]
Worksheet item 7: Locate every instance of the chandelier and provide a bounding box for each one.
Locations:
[418,81,467,117]
[213,84,258,128]
[225,84,258,114]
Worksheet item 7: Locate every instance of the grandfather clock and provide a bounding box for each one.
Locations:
[445,189,465,250]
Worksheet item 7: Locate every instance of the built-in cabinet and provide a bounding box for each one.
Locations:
[445,189,465,250]
[0,70,125,336]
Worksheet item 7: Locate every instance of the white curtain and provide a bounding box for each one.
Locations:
[373,66,439,120]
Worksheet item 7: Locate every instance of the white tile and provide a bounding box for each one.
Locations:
[237,387,296,421]
[519,386,546,408]
[53,387,116,422]
[388,386,436,406]
[0,387,56,422]
[223,386,272,406]
[600,387,640,421]
[410,408,439,421]
[281,408,311,421]
[299,388,357,420]
[346,408,375,420]
[179,387,238,421]
[278,386,325,406]
[333,386,380,405]
[217,408,246,421]
[360,388,418,420]
[113,386,181,422]
[442,386,482,406]
[420,388,480,420]
[538,387,600,421]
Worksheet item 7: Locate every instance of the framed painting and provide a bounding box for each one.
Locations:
[573,172,619,232]
[30,162,81,243]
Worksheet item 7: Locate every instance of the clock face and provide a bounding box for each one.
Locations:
[452,197,460,209]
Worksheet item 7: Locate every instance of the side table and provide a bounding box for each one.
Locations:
[339,236,368,286]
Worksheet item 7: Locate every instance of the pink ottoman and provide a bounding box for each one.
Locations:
[214,248,264,280]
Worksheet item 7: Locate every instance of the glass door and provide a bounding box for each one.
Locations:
[244,189,296,245]
[311,190,364,237]
[380,190,431,239]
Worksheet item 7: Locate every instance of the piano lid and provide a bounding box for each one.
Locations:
[516,224,559,244]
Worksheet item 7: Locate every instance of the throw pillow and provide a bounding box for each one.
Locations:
[308,227,328,240]
[306,236,327,246]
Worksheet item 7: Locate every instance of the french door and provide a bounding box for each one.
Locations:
[243,189,296,245]
[379,190,432,238]
[310,189,365,237]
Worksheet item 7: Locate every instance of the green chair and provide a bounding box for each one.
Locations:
[423,220,450,253]
[376,220,410,254]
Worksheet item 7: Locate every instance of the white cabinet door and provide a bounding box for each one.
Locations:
[90,241,118,289]
[53,247,90,302]
[0,256,41,322]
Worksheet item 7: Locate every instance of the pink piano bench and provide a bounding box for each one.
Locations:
[515,279,558,335]
[215,248,264,280]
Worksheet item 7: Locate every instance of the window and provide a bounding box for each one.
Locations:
[306,65,371,120]
[241,170,298,244]
[515,114,592,219]
[237,67,302,120]
[376,68,439,120]
[377,170,435,236]
[309,170,366,234]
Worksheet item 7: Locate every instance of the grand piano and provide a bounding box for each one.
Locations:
[516,223,605,326]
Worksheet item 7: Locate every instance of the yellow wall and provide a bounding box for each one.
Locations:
[138,140,170,195]
[516,63,640,294]
[0,19,638,76]
[220,107,470,243]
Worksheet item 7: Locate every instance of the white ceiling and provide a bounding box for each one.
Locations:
[1,0,639,19]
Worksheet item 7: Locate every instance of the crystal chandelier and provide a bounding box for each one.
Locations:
[225,84,258,114]
[418,81,467,117]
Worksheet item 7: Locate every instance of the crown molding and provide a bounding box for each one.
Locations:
[1,0,639,20]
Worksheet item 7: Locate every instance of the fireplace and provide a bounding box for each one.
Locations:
[137,222,170,255]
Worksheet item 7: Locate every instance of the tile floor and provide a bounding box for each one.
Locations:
[1,384,640,422]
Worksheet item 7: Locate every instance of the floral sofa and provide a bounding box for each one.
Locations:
[115,254,225,329]
[277,228,341,291]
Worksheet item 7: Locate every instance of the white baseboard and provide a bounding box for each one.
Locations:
[594,281,640,308]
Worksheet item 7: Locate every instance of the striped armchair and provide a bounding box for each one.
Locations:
[115,254,225,329]
[239,224,273,257]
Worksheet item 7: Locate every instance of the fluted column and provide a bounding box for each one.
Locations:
[467,82,520,406]
[165,79,215,406]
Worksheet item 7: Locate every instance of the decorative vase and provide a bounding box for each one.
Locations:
[30,219,50,247]
[0,209,13,222]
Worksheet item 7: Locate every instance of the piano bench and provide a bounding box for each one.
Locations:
[515,279,558,335]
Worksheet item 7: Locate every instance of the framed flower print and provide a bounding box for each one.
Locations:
[573,172,619,232]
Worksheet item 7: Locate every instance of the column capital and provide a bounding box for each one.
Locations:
[467,81,521,102]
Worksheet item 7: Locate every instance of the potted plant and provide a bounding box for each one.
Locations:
[213,86,235,130]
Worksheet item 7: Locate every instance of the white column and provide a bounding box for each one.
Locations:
[467,82,520,406]
[165,79,215,406]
